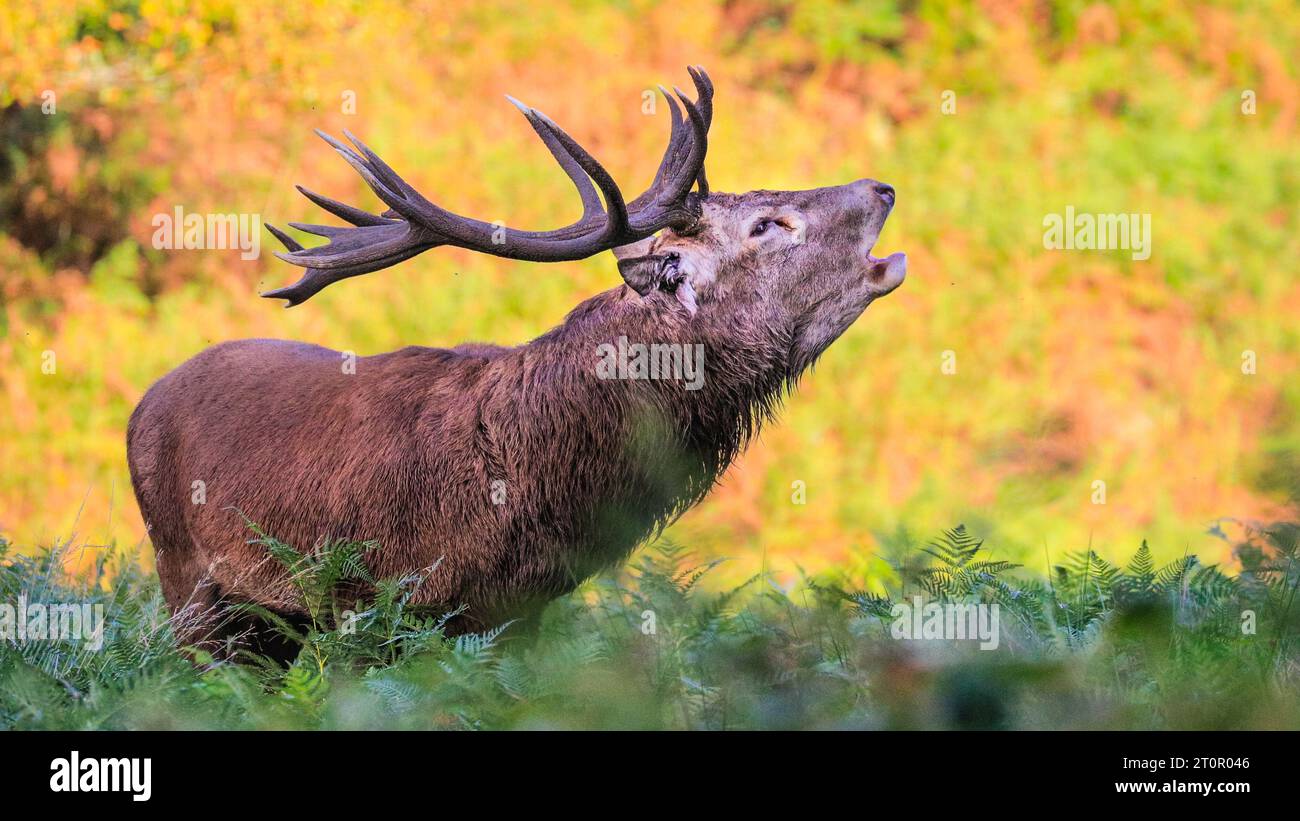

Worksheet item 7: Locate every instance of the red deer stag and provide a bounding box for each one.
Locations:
[127,67,906,656]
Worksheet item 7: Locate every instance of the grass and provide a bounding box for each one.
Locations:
[3,521,1299,730]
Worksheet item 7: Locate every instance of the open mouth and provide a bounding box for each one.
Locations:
[861,195,906,292]
[865,244,908,292]
[867,251,907,288]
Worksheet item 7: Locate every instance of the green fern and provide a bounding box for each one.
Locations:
[3,522,1300,730]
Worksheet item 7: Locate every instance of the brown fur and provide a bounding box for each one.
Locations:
[127,181,905,655]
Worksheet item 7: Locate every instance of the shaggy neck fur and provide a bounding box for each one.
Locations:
[498,283,795,599]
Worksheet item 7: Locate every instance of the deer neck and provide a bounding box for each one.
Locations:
[530,290,792,518]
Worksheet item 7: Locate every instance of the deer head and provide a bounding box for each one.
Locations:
[610,183,905,376]
[264,67,905,378]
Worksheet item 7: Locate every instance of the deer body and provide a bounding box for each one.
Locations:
[130,287,775,636]
[127,70,907,654]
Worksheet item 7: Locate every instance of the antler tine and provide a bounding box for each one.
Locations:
[649,69,712,195]
[687,66,713,194]
[265,223,304,253]
[341,129,410,201]
[525,109,630,241]
[286,222,359,239]
[665,87,708,203]
[688,66,713,127]
[319,128,512,245]
[326,128,499,247]
[294,185,394,227]
[507,96,604,224]
[263,220,438,306]
[314,129,418,223]
[625,68,712,232]
[649,86,687,193]
[264,67,714,305]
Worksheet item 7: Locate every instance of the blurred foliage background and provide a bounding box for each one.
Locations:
[1,0,1298,584]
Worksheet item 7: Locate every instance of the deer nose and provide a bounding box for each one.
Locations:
[850,178,895,209]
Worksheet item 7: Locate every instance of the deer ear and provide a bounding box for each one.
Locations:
[616,253,670,297]
[616,253,699,315]
[613,237,665,296]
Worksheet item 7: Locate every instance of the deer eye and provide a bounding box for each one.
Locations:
[750,219,774,237]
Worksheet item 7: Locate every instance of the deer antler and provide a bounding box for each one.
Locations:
[263,66,714,306]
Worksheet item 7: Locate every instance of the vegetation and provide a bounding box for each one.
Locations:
[2,522,1298,730]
